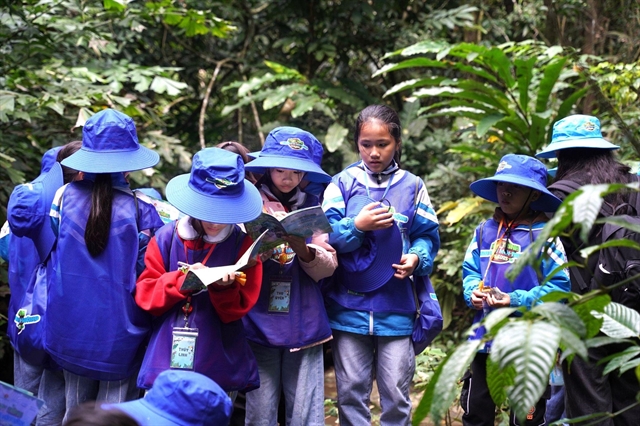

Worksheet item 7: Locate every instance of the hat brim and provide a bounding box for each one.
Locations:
[470,174,562,212]
[8,162,64,263]
[247,151,260,160]
[338,195,403,292]
[245,155,331,183]
[61,146,159,173]
[166,174,263,224]
[536,137,619,159]
[103,400,178,426]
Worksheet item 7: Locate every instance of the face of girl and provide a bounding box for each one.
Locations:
[357,119,399,173]
[269,168,305,196]
[496,182,540,218]
[200,221,227,238]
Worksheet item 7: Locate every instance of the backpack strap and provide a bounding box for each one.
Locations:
[548,179,582,196]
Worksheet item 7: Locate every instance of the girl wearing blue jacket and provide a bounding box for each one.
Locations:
[322,105,440,425]
[460,154,570,426]
[46,109,164,420]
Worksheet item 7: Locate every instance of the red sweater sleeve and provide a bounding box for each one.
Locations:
[135,236,188,316]
[208,235,263,323]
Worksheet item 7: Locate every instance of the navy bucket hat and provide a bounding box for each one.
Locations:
[105,370,232,426]
[337,195,403,292]
[61,109,159,173]
[245,127,331,183]
[8,162,64,262]
[470,154,562,212]
[166,147,262,224]
[536,114,620,159]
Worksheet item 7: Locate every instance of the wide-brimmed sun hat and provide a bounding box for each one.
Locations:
[245,127,331,183]
[61,109,159,173]
[536,114,620,159]
[105,370,232,426]
[8,161,64,263]
[337,195,403,292]
[166,147,262,224]
[470,154,562,212]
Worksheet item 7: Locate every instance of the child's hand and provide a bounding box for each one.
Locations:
[215,272,237,286]
[188,262,206,270]
[470,289,485,310]
[282,235,315,263]
[485,290,510,308]
[392,253,419,279]
[354,202,394,232]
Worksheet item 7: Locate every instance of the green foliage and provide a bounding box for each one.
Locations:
[412,183,640,425]
[377,41,585,156]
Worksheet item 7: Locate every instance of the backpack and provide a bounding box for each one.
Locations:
[550,178,640,311]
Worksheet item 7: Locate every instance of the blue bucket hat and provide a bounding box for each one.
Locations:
[536,114,620,159]
[166,148,262,224]
[548,167,557,178]
[245,127,331,183]
[470,154,562,212]
[105,370,232,426]
[8,161,64,263]
[61,109,159,173]
[338,195,403,292]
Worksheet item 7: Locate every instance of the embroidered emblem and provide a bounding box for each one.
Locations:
[583,120,596,131]
[280,138,308,151]
[14,308,41,334]
[206,177,236,189]
[271,244,296,264]
[496,161,512,172]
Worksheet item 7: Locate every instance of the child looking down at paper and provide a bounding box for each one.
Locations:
[242,127,337,426]
[134,147,264,396]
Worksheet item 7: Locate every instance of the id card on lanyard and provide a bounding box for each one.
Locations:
[268,276,292,313]
[171,292,200,370]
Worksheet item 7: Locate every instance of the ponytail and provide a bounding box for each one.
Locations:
[85,173,113,256]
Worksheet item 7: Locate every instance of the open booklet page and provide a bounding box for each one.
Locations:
[0,380,44,426]
[244,205,332,253]
[180,230,268,292]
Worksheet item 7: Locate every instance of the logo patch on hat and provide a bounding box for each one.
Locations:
[496,161,512,172]
[583,120,596,131]
[14,308,41,334]
[206,177,236,189]
[280,138,309,151]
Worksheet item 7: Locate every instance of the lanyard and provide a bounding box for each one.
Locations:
[183,241,215,267]
[479,218,511,290]
[364,170,395,201]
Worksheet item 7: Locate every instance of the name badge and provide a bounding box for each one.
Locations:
[268,277,292,313]
[171,327,198,370]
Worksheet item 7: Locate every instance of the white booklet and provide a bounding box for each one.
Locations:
[180,230,268,291]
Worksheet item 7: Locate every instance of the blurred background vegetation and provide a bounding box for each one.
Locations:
[1,0,639,415]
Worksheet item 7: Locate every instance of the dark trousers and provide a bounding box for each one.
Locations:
[563,342,640,425]
[461,353,548,426]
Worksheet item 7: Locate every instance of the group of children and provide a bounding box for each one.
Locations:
[2,106,627,426]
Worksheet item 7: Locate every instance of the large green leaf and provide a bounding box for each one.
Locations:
[482,47,516,89]
[571,185,607,242]
[593,302,640,338]
[373,58,446,77]
[534,56,568,113]
[533,302,587,338]
[477,114,505,137]
[490,321,559,422]
[487,356,515,407]
[559,326,589,360]
[413,340,482,425]
[324,123,348,153]
[601,346,640,375]
[515,57,535,115]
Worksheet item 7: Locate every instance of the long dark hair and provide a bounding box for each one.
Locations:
[354,104,402,167]
[85,173,114,257]
[555,148,634,208]
[57,140,82,184]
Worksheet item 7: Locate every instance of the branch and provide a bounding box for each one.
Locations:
[199,59,230,149]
